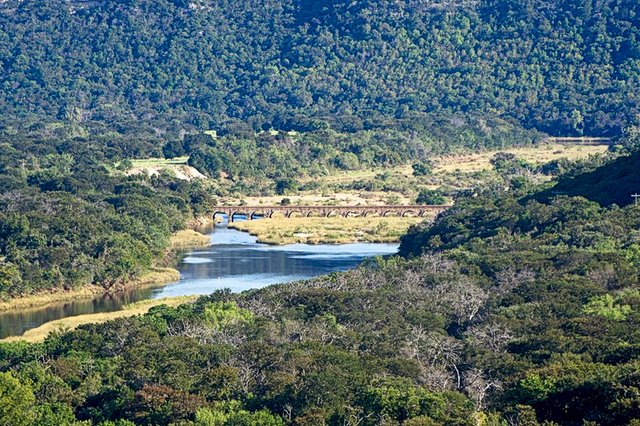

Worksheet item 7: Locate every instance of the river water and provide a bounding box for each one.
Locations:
[0,226,398,338]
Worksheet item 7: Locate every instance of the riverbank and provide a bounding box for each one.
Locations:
[0,228,211,313]
[170,229,212,248]
[0,267,181,312]
[1,296,198,343]
[228,216,425,245]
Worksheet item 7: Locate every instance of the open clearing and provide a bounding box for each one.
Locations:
[126,156,206,180]
[434,143,608,173]
[298,143,608,184]
[220,143,608,206]
[226,191,415,207]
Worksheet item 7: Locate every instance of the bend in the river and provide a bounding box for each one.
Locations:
[0,226,398,339]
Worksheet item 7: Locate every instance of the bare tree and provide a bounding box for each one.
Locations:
[402,326,464,390]
[494,267,535,297]
[416,253,457,275]
[466,321,513,353]
[429,276,488,323]
[463,368,502,411]
[587,265,619,291]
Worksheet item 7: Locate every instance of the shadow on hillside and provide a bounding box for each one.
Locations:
[534,152,639,207]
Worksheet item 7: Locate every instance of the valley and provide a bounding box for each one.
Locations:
[0,0,638,423]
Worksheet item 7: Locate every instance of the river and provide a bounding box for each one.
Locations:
[0,226,398,339]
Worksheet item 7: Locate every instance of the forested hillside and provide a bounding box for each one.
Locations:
[0,0,638,138]
[535,151,640,207]
[0,138,216,299]
[0,151,638,424]
[1,0,640,423]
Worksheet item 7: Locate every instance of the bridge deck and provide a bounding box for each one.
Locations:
[543,137,613,146]
[211,205,450,221]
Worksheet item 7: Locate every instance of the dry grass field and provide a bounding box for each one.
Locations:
[228,216,427,244]
[125,157,206,180]
[219,143,608,206]
[433,143,608,173]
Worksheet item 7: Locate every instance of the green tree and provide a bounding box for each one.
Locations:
[412,161,434,176]
[275,178,297,195]
[0,371,35,426]
[416,189,446,205]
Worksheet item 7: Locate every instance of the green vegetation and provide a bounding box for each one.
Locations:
[0,0,639,423]
[0,125,601,303]
[0,0,638,142]
[188,132,607,201]
[0,267,180,312]
[535,151,640,206]
[180,125,540,194]
[0,138,216,300]
[416,189,446,205]
[0,151,638,425]
[1,296,197,344]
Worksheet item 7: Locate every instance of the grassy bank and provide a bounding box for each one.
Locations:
[0,228,210,313]
[0,267,181,312]
[1,296,197,343]
[170,229,212,248]
[228,216,426,245]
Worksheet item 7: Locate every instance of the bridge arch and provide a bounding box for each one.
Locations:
[383,211,401,217]
[269,210,286,219]
[231,211,249,222]
[211,205,447,222]
[213,211,229,223]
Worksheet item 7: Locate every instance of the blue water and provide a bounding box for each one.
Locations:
[0,226,398,338]
[151,227,397,297]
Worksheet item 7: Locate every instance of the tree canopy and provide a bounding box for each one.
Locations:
[0,0,638,139]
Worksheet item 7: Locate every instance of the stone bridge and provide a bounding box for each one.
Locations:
[212,205,449,222]
[543,137,613,146]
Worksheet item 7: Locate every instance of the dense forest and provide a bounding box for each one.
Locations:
[0,137,216,298]
[0,150,638,425]
[0,0,639,139]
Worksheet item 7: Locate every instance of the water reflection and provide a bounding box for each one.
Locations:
[0,226,398,338]
[0,287,157,339]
